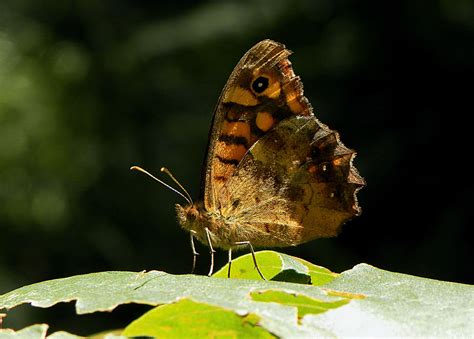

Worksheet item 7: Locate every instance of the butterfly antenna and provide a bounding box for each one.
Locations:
[130,166,192,205]
[160,167,193,205]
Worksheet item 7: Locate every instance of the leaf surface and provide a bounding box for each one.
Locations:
[1,252,472,337]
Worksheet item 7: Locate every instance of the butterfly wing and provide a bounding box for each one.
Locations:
[217,115,365,247]
[201,40,312,210]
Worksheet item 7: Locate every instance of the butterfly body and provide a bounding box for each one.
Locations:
[173,40,364,273]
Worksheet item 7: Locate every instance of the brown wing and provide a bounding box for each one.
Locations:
[200,40,312,210]
[217,115,365,247]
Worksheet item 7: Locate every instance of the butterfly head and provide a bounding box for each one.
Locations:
[175,203,203,233]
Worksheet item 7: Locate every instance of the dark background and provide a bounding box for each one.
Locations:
[1,0,473,334]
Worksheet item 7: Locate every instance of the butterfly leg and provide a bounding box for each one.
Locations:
[227,248,233,278]
[189,232,199,274]
[233,241,267,281]
[204,227,216,276]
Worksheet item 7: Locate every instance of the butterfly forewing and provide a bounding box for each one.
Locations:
[201,40,312,211]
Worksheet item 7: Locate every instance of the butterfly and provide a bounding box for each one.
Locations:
[134,40,365,279]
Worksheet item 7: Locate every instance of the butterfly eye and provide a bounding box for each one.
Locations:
[251,76,269,94]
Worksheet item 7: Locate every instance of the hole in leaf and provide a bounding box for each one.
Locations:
[251,290,350,323]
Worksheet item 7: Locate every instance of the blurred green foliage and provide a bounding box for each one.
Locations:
[1,0,473,333]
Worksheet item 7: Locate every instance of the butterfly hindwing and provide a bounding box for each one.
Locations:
[217,115,365,247]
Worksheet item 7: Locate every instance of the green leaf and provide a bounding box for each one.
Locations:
[47,330,82,339]
[0,252,473,337]
[308,263,474,337]
[291,257,339,286]
[0,324,48,338]
[0,268,338,337]
[89,329,124,339]
[122,298,275,338]
[0,325,120,339]
[212,250,337,285]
